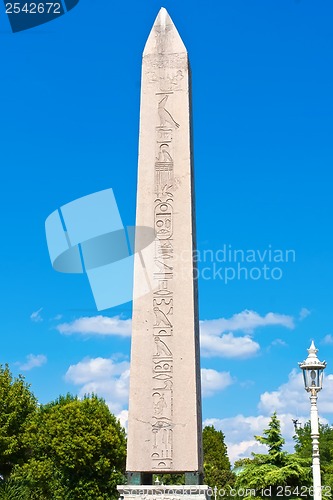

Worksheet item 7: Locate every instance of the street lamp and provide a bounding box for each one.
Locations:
[299,341,327,500]
[292,419,302,432]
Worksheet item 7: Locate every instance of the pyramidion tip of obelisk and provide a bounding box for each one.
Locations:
[157,7,169,27]
[143,7,187,56]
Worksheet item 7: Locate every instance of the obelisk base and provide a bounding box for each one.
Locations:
[117,485,211,500]
[126,472,203,486]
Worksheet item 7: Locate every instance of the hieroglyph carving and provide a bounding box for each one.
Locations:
[150,73,180,469]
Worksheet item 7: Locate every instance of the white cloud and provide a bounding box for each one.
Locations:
[319,374,333,413]
[65,359,234,412]
[57,311,293,339]
[205,414,269,442]
[65,361,235,431]
[57,315,131,337]
[201,369,234,397]
[117,409,128,430]
[65,357,130,414]
[259,369,333,415]
[204,412,317,464]
[204,364,333,464]
[65,358,234,415]
[200,332,260,358]
[200,310,294,337]
[322,334,333,345]
[56,310,293,363]
[228,440,264,463]
[239,380,255,388]
[65,357,129,383]
[64,358,333,464]
[17,354,47,371]
[299,308,311,321]
[30,307,43,323]
[267,338,288,351]
[204,414,269,463]
[271,338,287,347]
[259,370,306,414]
[199,310,293,359]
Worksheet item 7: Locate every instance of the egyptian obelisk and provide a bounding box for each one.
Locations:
[125,7,203,484]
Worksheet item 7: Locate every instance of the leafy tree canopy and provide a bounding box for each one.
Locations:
[0,364,37,478]
[12,393,126,499]
[254,412,286,466]
[154,425,235,489]
[294,421,333,493]
[294,421,333,465]
[202,425,235,490]
[235,413,312,499]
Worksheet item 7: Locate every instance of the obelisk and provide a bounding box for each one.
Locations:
[125,7,203,484]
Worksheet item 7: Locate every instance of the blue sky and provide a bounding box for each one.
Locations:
[1,0,333,463]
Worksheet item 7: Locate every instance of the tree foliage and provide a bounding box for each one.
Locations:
[154,425,235,488]
[0,364,37,478]
[0,479,29,500]
[254,412,286,466]
[203,425,235,490]
[235,412,312,499]
[294,421,333,464]
[153,473,184,486]
[294,421,333,494]
[11,394,126,499]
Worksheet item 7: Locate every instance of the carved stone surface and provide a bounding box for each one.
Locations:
[126,8,203,473]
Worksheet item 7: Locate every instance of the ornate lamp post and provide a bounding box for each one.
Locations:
[299,342,326,500]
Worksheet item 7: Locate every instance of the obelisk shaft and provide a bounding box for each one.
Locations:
[127,8,203,474]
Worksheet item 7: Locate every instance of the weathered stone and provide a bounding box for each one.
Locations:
[126,7,203,475]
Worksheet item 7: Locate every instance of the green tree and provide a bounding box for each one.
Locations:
[0,364,37,478]
[235,412,312,499]
[12,394,126,499]
[0,479,29,500]
[294,421,333,494]
[294,422,333,464]
[254,412,285,465]
[203,425,235,490]
[154,425,234,488]
[153,473,184,486]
